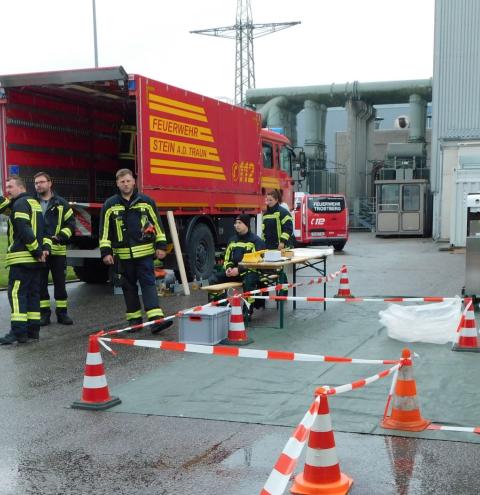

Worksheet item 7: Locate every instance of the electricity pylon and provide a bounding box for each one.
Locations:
[191,0,300,106]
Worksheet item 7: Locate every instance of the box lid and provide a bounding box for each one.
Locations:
[182,306,231,317]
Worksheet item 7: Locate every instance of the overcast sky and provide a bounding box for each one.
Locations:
[2,0,435,101]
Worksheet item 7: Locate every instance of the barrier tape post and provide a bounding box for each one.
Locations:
[334,265,354,299]
[71,333,121,410]
[291,391,353,495]
[222,291,253,345]
[452,297,480,352]
[380,349,430,432]
[261,396,321,495]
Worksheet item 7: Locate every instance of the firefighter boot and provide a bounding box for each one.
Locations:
[0,332,28,345]
[40,310,51,327]
[56,310,73,325]
[28,326,40,342]
[127,317,144,333]
[150,319,173,334]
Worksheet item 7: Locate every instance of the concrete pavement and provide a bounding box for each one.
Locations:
[0,233,478,495]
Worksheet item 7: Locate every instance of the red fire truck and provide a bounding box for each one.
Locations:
[0,67,297,282]
[293,192,349,251]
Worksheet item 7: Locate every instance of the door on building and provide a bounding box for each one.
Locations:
[375,179,428,235]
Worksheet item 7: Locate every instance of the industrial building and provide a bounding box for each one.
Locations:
[246,0,480,246]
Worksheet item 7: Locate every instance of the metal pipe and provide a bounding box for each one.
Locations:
[246,79,432,107]
[408,94,427,142]
[92,0,99,68]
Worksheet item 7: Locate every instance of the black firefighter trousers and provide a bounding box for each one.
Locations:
[117,256,164,323]
[39,254,68,315]
[8,265,41,339]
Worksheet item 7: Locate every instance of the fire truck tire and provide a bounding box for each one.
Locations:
[333,241,346,251]
[73,260,110,284]
[186,223,215,279]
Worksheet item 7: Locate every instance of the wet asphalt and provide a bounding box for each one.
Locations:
[0,233,479,495]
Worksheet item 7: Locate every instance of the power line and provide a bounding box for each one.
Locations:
[191,0,299,106]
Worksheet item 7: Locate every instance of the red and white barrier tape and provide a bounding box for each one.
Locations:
[261,361,402,495]
[97,337,399,365]
[261,396,321,495]
[427,424,480,434]
[251,296,460,303]
[100,266,346,337]
[383,367,399,421]
[242,265,345,299]
[182,265,346,314]
[455,298,472,334]
[315,362,401,396]
[101,316,176,336]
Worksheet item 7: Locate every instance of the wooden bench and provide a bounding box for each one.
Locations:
[201,281,243,294]
[201,274,278,295]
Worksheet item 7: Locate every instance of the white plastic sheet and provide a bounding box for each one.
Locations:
[379,297,462,344]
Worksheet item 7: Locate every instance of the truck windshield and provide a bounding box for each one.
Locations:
[308,197,345,213]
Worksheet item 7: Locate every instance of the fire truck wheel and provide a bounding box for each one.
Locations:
[73,260,110,284]
[333,241,346,251]
[186,223,215,280]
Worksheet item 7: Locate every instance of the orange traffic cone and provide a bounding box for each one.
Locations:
[291,393,353,495]
[381,348,430,432]
[452,298,480,352]
[223,293,253,346]
[334,266,354,298]
[71,334,121,410]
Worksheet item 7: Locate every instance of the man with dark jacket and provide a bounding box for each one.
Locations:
[209,214,265,305]
[0,175,46,345]
[34,172,76,325]
[99,169,172,334]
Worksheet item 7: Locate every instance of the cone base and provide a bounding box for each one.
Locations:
[71,396,121,411]
[221,337,253,346]
[334,294,354,299]
[381,416,430,432]
[291,472,353,495]
[451,343,480,352]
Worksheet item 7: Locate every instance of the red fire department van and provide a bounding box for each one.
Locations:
[0,67,298,281]
[293,192,349,251]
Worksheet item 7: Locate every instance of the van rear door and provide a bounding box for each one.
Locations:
[306,195,348,243]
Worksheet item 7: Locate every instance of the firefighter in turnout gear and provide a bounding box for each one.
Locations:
[34,172,76,325]
[209,214,266,314]
[262,190,294,295]
[0,176,46,345]
[100,169,172,334]
[262,189,294,250]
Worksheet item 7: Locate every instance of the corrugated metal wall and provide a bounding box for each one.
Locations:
[432,0,480,240]
[433,0,480,138]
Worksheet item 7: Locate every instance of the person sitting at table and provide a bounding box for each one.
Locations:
[208,214,266,314]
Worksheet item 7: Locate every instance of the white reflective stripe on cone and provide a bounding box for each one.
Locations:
[83,375,108,389]
[86,352,103,365]
[229,322,245,331]
[311,413,333,433]
[305,446,339,467]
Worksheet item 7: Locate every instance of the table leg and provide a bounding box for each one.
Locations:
[279,299,284,328]
[293,264,297,311]
[323,257,326,311]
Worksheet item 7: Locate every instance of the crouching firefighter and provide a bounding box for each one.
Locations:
[34,172,76,325]
[208,214,266,318]
[99,169,172,334]
[0,176,47,345]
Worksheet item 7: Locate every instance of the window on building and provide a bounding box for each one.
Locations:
[402,185,420,211]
